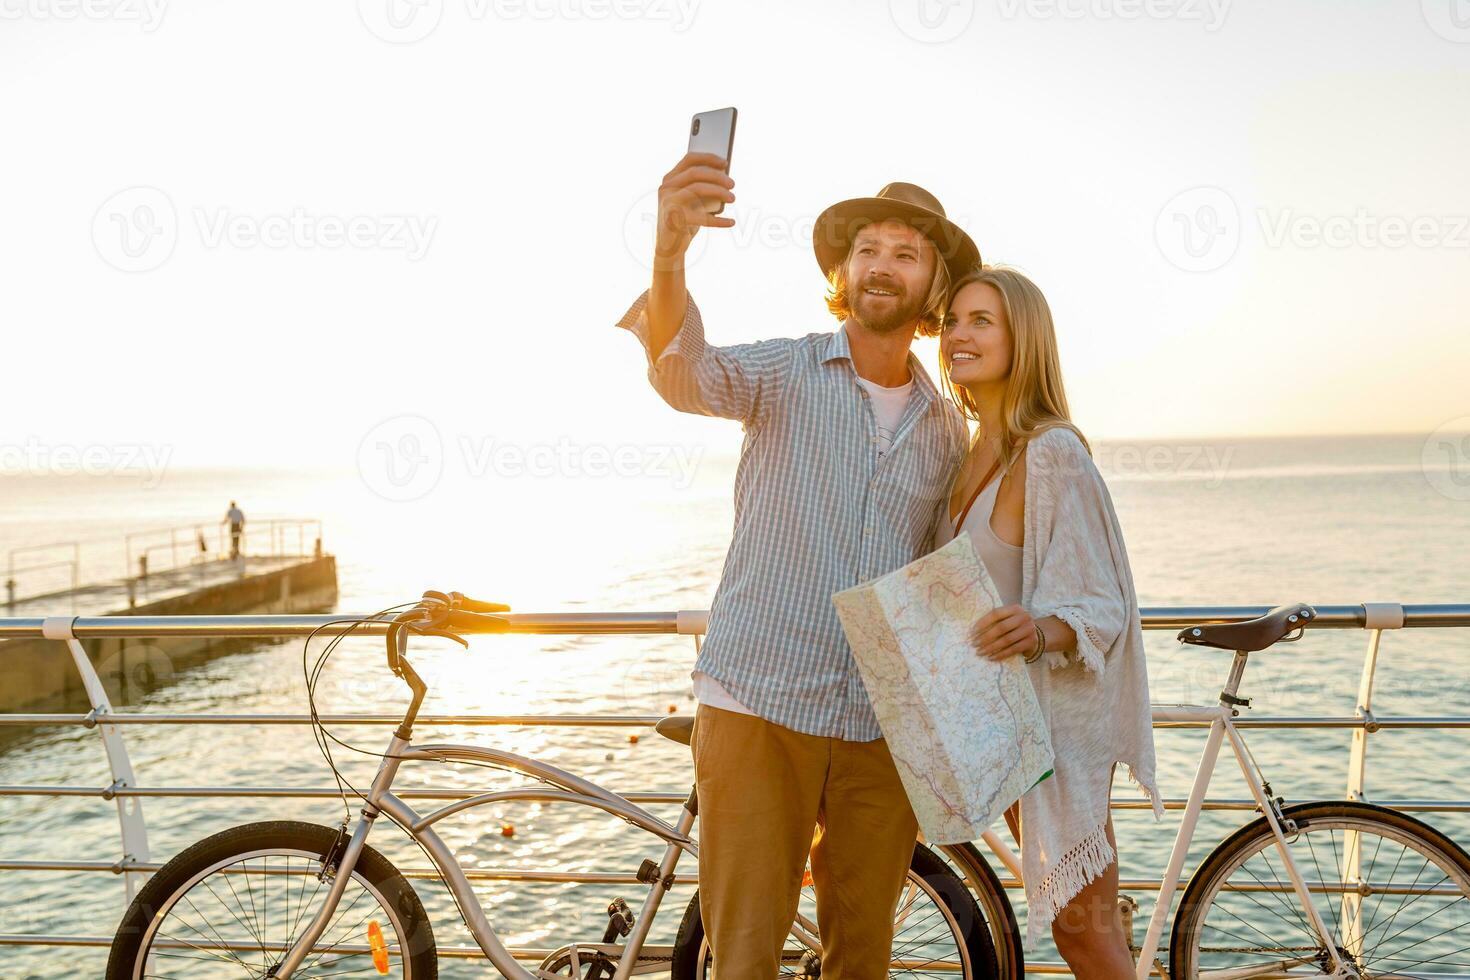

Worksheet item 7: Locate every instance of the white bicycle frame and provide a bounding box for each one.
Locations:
[973,648,1357,980]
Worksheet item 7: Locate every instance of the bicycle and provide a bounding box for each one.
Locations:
[962,601,1470,980]
[105,590,1005,979]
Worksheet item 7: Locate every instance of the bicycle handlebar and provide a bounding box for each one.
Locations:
[395,591,512,639]
[449,591,511,615]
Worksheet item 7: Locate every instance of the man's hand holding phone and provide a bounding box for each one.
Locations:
[653,152,736,271]
[642,108,737,359]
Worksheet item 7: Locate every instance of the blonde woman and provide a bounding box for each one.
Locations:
[931,265,1164,979]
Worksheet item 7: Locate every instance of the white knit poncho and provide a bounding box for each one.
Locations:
[944,424,1165,950]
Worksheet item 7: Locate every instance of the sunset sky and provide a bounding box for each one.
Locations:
[4,0,1469,468]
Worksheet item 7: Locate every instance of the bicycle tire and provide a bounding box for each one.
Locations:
[106,820,438,979]
[669,841,1000,978]
[940,841,1024,980]
[1170,800,1470,980]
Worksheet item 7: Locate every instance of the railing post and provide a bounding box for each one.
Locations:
[42,617,151,903]
[1342,602,1405,956]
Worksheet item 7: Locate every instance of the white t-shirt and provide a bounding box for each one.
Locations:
[691,670,756,715]
[691,374,915,717]
[854,374,914,460]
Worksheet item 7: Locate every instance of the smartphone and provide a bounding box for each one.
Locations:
[687,107,737,215]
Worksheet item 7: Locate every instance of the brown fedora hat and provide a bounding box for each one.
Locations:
[812,182,980,285]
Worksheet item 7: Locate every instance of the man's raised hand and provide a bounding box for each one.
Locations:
[653,152,736,269]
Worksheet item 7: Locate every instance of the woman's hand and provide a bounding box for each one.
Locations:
[969,605,1039,662]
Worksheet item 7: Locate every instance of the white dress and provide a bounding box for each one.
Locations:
[933,425,1164,950]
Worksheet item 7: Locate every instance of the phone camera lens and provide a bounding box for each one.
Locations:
[691,119,701,135]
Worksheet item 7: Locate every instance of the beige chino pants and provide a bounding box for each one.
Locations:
[690,703,919,979]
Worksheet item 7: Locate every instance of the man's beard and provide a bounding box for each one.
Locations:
[851,280,926,335]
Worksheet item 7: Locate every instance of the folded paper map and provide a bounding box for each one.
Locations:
[832,534,1054,844]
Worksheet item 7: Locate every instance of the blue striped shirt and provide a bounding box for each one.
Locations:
[617,290,969,740]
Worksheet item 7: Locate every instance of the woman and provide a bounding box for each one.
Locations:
[931,265,1164,978]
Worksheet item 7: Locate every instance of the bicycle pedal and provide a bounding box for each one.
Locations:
[605,897,635,938]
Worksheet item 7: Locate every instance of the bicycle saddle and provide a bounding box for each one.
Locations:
[655,714,695,746]
[1177,602,1316,652]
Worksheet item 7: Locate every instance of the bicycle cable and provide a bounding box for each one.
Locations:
[299,598,579,943]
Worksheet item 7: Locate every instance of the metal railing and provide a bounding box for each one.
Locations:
[0,602,1466,972]
[4,541,82,612]
[125,517,324,579]
[4,520,325,612]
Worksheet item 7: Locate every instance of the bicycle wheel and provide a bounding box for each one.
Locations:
[1171,801,1470,980]
[940,841,1024,980]
[669,841,998,978]
[107,820,437,979]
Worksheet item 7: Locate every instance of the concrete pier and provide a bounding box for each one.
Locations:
[0,554,339,715]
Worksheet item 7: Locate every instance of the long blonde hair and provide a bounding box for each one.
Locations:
[940,265,1090,471]
[824,227,951,338]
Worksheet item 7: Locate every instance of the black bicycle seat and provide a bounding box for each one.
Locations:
[655,715,695,747]
[1177,603,1317,652]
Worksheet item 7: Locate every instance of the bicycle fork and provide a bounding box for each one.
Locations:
[270,736,409,979]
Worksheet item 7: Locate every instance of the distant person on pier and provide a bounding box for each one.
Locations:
[223,501,245,560]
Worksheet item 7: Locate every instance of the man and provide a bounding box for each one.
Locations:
[616,152,978,977]
[223,501,245,560]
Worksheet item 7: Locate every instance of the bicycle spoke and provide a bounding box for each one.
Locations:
[1359,860,1445,954]
[701,862,970,979]
[297,883,381,976]
[1230,856,1321,941]
[1302,826,1342,948]
[1366,899,1468,967]
[1249,846,1317,939]
[288,862,329,947]
[210,865,270,962]
[1329,827,1349,945]
[1371,937,1470,971]
[147,926,261,976]
[178,890,261,974]
[1358,832,1411,943]
[1201,905,1305,955]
